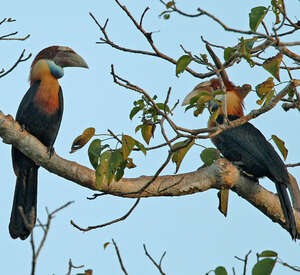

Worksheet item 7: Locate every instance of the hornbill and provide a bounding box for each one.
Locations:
[184,78,298,239]
[10,46,88,240]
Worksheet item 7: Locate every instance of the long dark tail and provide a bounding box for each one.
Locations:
[9,167,38,240]
[275,182,298,240]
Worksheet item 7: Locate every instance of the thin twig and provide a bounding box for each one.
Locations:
[0,50,32,78]
[66,259,85,275]
[70,198,140,231]
[112,239,128,275]
[143,244,166,275]
[30,201,74,275]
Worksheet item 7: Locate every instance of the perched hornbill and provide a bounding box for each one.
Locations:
[10,46,88,240]
[184,78,298,240]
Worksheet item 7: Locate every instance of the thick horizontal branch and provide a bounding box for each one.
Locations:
[0,110,299,237]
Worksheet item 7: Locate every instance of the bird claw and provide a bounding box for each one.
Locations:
[47,146,55,159]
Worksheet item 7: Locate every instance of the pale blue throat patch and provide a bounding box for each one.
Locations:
[46,60,64,79]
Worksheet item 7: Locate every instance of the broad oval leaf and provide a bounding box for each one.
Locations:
[249,6,268,32]
[255,78,274,97]
[70,127,95,153]
[172,139,195,173]
[258,250,278,258]
[224,47,235,62]
[200,147,220,166]
[141,124,154,144]
[88,139,102,169]
[134,139,147,155]
[252,258,276,275]
[215,266,228,275]
[96,151,113,188]
[122,134,136,160]
[176,55,192,77]
[129,106,141,120]
[263,53,283,81]
[271,135,288,160]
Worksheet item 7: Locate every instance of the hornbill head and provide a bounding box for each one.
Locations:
[29,46,88,83]
[31,46,88,69]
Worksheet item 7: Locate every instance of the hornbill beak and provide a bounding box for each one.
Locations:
[53,47,89,69]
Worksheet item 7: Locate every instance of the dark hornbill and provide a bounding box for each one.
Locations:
[184,77,298,240]
[211,78,297,239]
[10,46,88,240]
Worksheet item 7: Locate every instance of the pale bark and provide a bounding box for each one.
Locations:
[0,110,299,237]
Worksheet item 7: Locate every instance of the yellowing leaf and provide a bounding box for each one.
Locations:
[70,127,95,153]
[271,135,288,160]
[176,55,192,77]
[249,6,268,32]
[255,77,275,97]
[263,53,283,81]
[96,151,113,188]
[141,124,154,144]
[218,189,229,217]
[126,158,136,169]
[166,1,174,8]
[122,135,136,160]
[172,139,194,173]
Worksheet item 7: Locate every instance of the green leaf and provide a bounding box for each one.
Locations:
[252,258,276,275]
[258,250,278,258]
[249,6,268,32]
[215,266,228,275]
[224,47,235,62]
[263,53,283,81]
[156,103,170,113]
[166,1,175,8]
[70,127,95,153]
[176,55,192,77]
[129,106,141,120]
[103,242,110,250]
[141,124,154,144]
[163,14,170,20]
[263,89,275,106]
[271,135,288,160]
[122,135,136,160]
[134,139,147,155]
[88,139,102,169]
[172,139,194,173]
[110,150,123,172]
[244,37,258,52]
[200,147,220,166]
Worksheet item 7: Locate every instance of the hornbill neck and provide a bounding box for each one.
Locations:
[30,59,62,85]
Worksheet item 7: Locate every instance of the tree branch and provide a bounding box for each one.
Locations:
[0,110,299,237]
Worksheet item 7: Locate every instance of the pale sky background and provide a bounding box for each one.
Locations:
[1,1,300,274]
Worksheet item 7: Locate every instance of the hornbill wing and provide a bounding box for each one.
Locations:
[213,121,290,184]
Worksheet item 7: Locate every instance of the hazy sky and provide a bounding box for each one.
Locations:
[1,1,300,274]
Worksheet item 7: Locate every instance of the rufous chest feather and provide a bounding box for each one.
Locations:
[33,77,60,114]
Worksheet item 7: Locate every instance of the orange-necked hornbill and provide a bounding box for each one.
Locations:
[203,78,297,240]
[10,46,88,240]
